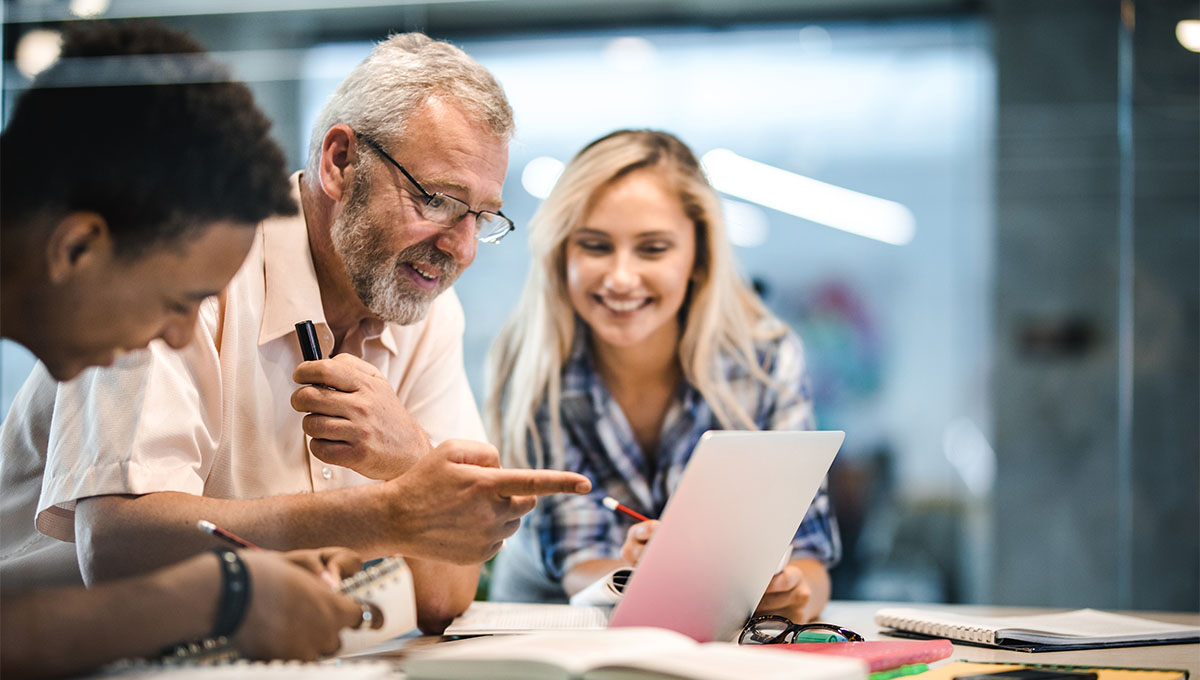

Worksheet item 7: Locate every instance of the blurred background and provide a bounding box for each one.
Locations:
[2,0,1196,611]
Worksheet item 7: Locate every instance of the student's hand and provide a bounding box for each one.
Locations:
[291,354,433,480]
[619,520,659,565]
[753,562,812,623]
[232,550,366,661]
[281,546,364,589]
[386,439,592,564]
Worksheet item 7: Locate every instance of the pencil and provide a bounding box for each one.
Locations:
[197,519,262,550]
[601,496,652,523]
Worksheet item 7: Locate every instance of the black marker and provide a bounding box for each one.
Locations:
[294,320,322,361]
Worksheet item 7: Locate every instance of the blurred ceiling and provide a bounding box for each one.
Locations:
[4,0,981,39]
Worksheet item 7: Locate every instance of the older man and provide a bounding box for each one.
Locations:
[0,33,588,634]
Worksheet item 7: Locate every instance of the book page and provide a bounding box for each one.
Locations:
[445,601,611,635]
[997,609,1200,643]
[405,628,696,679]
[585,644,866,680]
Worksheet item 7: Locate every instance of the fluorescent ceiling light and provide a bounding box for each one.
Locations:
[721,198,770,248]
[701,148,916,246]
[1178,20,1200,53]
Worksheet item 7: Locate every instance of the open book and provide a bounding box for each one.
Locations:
[406,628,867,680]
[444,601,610,635]
[874,607,1200,652]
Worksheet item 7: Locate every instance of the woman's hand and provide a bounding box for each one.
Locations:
[619,520,659,565]
[754,563,812,622]
[754,557,831,623]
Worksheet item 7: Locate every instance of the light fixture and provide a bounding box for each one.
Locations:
[1177,20,1200,53]
[521,156,565,200]
[15,29,63,79]
[604,36,657,73]
[721,199,770,248]
[69,0,111,18]
[797,25,833,57]
[701,148,916,246]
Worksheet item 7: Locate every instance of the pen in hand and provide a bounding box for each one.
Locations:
[197,519,344,590]
[600,498,792,574]
[294,320,323,361]
[294,319,337,393]
[602,496,652,523]
[197,519,262,550]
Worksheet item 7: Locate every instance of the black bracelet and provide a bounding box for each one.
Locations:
[211,548,251,639]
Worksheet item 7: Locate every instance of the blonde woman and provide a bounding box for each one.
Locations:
[485,130,839,623]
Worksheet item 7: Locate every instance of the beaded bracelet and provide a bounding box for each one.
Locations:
[211,548,251,639]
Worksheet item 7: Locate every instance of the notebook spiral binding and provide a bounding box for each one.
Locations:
[876,612,995,645]
[160,637,238,666]
[340,557,405,597]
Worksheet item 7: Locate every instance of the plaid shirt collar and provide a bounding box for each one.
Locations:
[558,326,708,515]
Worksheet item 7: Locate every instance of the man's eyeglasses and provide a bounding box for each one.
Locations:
[739,615,864,645]
[357,134,515,244]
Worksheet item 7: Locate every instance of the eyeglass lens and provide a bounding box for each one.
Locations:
[421,194,512,243]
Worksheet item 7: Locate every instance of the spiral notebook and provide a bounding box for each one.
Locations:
[874,607,1200,652]
[337,555,418,655]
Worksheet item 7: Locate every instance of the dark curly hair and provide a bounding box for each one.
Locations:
[0,21,296,257]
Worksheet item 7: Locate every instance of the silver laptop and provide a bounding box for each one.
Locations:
[607,430,843,642]
[443,430,843,642]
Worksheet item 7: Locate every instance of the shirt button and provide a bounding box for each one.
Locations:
[321,466,333,480]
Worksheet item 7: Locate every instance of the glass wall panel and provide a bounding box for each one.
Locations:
[297,19,996,602]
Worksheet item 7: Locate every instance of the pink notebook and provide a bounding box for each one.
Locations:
[766,639,954,672]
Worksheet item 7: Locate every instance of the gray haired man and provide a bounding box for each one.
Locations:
[0,33,589,634]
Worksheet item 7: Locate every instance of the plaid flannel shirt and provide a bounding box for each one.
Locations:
[505,325,839,597]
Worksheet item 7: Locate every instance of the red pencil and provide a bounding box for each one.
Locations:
[197,519,262,550]
[601,496,652,523]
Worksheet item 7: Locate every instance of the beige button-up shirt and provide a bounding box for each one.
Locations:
[0,175,485,592]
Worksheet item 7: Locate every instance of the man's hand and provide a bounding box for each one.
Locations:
[754,562,813,623]
[386,439,591,564]
[619,520,658,565]
[291,354,432,480]
[233,550,367,660]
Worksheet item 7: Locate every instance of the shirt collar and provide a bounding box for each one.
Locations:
[257,172,397,357]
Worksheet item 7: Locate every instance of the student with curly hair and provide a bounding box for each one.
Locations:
[0,21,370,678]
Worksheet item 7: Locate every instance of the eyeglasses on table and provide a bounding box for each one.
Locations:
[739,615,864,645]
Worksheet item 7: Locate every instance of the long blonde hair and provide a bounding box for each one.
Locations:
[485,130,783,469]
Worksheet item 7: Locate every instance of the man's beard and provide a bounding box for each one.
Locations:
[331,177,461,326]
